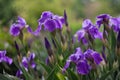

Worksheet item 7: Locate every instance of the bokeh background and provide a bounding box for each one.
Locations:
[0,0,120,56]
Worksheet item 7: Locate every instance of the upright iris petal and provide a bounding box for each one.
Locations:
[38,11,53,24]
[17,16,26,28]
[82,19,93,30]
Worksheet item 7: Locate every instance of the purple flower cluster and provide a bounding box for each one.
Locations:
[96,14,120,32]
[74,19,102,44]
[9,16,26,36]
[27,11,64,35]
[16,53,36,77]
[0,50,12,64]
[63,47,102,75]
[9,11,65,36]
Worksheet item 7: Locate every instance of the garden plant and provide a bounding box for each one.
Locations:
[0,10,120,80]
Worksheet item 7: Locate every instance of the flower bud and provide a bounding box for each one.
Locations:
[44,37,53,56]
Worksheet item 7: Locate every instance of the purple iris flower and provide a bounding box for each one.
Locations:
[21,53,36,71]
[28,11,64,35]
[84,49,102,65]
[16,53,36,78]
[0,50,12,65]
[63,47,102,75]
[9,16,26,36]
[63,47,91,75]
[96,14,110,28]
[109,17,120,32]
[38,11,64,32]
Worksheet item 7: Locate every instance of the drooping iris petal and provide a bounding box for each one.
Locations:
[92,52,103,65]
[44,19,56,32]
[84,49,102,65]
[82,19,93,30]
[9,24,20,36]
[89,26,103,39]
[76,60,91,75]
[0,50,12,64]
[3,57,13,65]
[17,16,26,28]
[38,11,53,24]
[81,37,88,45]
[62,60,71,72]
[27,25,41,36]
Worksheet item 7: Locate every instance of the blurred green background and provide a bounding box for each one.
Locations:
[0,0,120,53]
[1,0,120,27]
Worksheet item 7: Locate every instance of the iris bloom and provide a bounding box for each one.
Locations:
[0,50,12,64]
[21,53,36,71]
[74,19,102,44]
[40,11,64,32]
[63,47,91,75]
[63,47,102,75]
[27,11,64,35]
[9,16,26,36]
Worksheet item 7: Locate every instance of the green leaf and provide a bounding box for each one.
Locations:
[46,65,59,80]
[39,62,51,73]
[67,69,79,80]
[0,73,19,80]
[99,68,117,80]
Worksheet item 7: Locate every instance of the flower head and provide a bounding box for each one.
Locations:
[63,47,102,75]
[21,53,36,70]
[96,14,110,28]
[84,49,102,65]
